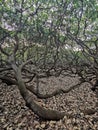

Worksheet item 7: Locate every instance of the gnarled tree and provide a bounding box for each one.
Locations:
[0,0,98,120]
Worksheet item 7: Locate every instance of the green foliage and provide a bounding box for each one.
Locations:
[0,0,98,68]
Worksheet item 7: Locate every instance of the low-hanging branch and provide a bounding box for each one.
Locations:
[0,71,82,99]
[10,62,66,120]
[27,82,82,99]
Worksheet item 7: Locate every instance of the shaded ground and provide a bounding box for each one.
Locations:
[0,76,98,130]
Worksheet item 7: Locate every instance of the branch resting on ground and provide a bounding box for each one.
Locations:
[27,82,82,99]
[10,63,66,120]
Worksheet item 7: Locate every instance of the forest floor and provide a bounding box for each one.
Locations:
[0,75,98,130]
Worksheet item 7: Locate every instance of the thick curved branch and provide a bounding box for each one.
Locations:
[0,67,12,73]
[13,35,19,55]
[11,63,66,120]
[0,76,17,85]
[27,82,82,99]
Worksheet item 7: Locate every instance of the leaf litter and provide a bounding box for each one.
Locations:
[0,76,98,130]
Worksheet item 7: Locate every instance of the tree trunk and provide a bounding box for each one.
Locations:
[14,67,65,120]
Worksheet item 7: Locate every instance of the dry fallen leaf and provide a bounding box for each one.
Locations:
[40,123,46,128]
[0,77,98,130]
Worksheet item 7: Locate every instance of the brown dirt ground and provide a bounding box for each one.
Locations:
[0,76,98,130]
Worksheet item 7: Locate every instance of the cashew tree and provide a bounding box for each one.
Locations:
[0,0,98,120]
